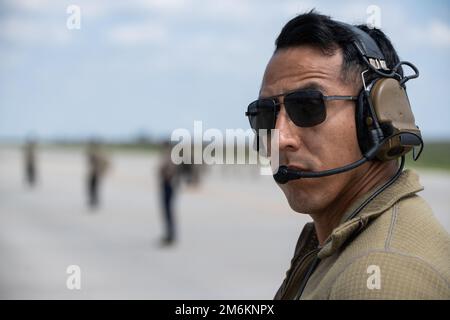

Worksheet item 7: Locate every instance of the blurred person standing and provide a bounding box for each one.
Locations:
[158,141,180,246]
[23,138,37,187]
[86,140,109,209]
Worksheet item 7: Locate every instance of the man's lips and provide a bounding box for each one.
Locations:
[284,164,310,172]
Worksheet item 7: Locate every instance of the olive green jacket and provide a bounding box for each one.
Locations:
[274,170,450,300]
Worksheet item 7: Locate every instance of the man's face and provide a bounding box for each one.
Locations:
[260,46,369,215]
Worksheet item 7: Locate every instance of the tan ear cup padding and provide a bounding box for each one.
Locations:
[370,78,421,161]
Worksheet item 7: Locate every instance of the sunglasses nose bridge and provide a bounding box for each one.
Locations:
[274,100,293,130]
[274,107,303,153]
[276,95,298,128]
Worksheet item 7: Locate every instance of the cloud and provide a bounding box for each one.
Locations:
[79,0,186,19]
[2,0,57,13]
[399,19,450,50]
[1,0,449,138]
[137,0,186,11]
[0,17,71,46]
[108,22,168,46]
[427,20,450,48]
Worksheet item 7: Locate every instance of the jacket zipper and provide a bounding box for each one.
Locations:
[283,248,320,299]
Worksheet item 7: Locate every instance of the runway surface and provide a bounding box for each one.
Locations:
[0,147,448,299]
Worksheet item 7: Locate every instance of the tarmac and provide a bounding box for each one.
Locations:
[0,147,448,299]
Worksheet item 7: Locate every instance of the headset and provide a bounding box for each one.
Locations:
[273,23,423,185]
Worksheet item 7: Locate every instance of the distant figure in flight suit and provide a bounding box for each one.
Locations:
[86,140,109,209]
[158,141,179,246]
[24,138,37,187]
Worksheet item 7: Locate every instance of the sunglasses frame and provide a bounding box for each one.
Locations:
[246,88,358,130]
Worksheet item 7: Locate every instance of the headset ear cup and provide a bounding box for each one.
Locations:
[369,77,422,160]
[355,90,372,156]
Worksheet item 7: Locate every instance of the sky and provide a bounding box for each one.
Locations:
[0,0,449,141]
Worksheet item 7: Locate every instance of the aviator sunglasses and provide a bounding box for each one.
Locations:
[245,88,358,131]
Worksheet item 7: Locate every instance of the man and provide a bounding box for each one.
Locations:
[24,137,37,187]
[86,139,109,209]
[247,12,449,299]
[158,141,180,246]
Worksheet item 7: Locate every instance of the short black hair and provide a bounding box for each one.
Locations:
[275,10,403,85]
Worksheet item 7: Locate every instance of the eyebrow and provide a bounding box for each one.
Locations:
[260,82,326,99]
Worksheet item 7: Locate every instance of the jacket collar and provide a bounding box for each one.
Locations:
[317,169,424,259]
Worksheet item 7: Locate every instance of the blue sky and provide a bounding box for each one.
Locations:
[0,0,449,141]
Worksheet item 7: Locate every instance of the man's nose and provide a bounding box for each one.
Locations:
[275,105,302,152]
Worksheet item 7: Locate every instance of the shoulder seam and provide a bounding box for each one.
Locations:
[384,203,398,251]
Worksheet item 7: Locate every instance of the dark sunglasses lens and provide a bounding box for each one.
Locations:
[247,100,276,130]
[284,91,326,127]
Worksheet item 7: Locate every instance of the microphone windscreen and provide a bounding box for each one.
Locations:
[273,166,290,184]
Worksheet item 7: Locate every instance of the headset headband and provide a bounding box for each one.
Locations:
[337,22,390,71]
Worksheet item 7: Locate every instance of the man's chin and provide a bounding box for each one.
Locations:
[280,186,313,214]
[286,199,312,215]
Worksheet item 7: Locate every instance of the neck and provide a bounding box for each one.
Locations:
[311,160,397,246]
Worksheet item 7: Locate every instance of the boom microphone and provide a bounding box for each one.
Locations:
[273,142,380,184]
